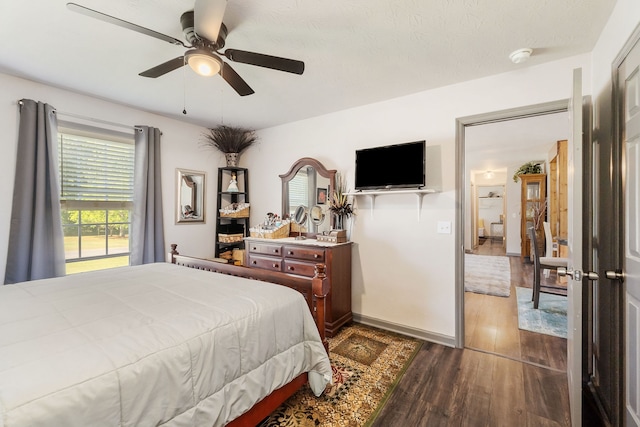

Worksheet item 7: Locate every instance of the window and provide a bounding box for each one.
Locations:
[288,167,309,216]
[58,126,134,274]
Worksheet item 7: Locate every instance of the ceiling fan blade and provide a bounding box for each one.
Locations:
[139,57,185,78]
[66,2,187,47]
[224,49,304,75]
[194,0,228,42]
[221,63,255,96]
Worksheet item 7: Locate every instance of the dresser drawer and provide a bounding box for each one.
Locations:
[283,259,317,277]
[247,255,283,272]
[283,245,325,262]
[247,242,283,257]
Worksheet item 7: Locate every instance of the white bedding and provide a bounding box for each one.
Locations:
[0,263,332,427]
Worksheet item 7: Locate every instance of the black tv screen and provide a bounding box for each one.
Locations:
[355,140,425,190]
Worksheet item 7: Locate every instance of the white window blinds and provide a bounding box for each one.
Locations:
[58,133,134,202]
[289,169,308,211]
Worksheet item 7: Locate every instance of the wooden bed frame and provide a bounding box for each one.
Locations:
[169,244,330,426]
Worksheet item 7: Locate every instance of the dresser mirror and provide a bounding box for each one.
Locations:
[280,158,336,236]
[292,205,308,240]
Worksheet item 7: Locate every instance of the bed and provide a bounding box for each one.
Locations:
[0,249,332,427]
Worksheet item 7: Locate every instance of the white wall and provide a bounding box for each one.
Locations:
[0,73,222,282]
[243,54,591,341]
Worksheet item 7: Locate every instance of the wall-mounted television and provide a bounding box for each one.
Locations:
[355,140,425,190]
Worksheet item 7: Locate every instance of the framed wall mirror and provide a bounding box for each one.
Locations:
[176,168,206,223]
[280,158,336,236]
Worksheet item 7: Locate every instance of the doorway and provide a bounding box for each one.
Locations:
[476,184,505,249]
[455,101,571,369]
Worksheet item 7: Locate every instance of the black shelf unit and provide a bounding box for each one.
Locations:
[215,167,249,259]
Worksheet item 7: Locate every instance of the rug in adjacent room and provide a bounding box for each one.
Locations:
[464,254,511,297]
[259,323,421,427]
[516,286,567,338]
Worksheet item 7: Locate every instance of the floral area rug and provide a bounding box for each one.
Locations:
[516,286,567,338]
[259,323,421,426]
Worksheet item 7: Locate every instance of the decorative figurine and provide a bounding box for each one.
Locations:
[227,171,239,192]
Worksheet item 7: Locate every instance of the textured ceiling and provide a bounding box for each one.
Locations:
[0,0,615,130]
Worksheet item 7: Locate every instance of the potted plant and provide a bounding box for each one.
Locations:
[328,173,354,230]
[202,125,258,167]
[512,161,542,183]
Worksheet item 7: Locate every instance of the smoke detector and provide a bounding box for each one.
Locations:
[509,48,533,64]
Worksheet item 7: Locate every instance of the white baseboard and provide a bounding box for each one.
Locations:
[352,313,456,348]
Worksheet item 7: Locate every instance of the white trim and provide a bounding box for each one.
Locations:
[353,313,456,347]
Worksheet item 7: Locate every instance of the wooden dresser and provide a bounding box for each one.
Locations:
[245,237,352,337]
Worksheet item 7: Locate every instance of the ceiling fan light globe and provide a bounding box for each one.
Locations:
[196,61,215,76]
[186,50,222,77]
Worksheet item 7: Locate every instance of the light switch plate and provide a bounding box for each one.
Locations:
[437,221,451,234]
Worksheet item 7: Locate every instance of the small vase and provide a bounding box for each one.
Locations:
[225,152,239,167]
[334,214,344,230]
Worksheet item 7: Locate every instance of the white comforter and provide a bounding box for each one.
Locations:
[0,263,332,427]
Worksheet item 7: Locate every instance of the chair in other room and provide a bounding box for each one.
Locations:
[529,227,569,309]
[542,221,559,277]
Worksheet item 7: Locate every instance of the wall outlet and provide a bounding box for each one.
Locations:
[437,221,451,234]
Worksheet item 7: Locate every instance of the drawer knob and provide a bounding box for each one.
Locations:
[273,263,279,268]
[288,266,294,271]
[288,251,294,255]
[252,260,257,265]
[314,254,319,259]
[252,247,257,250]
[273,249,279,254]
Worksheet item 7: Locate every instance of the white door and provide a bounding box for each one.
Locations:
[566,67,584,427]
[622,37,640,427]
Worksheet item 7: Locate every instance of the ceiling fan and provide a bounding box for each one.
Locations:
[66,1,305,96]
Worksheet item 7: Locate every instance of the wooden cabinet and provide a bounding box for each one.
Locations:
[520,173,546,261]
[548,140,568,257]
[245,238,352,337]
[215,167,249,259]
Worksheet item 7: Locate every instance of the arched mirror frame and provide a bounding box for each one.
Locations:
[280,157,336,237]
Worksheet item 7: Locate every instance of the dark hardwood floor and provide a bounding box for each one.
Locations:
[372,238,570,426]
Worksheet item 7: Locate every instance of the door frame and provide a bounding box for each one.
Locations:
[454,99,570,347]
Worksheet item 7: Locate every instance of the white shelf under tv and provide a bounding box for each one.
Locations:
[345,188,440,219]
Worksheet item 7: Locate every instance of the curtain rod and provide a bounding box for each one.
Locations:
[17,100,163,135]
[17,99,136,132]
[57,110,137,132]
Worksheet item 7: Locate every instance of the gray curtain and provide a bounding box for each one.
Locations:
[4,99,65,284]
[130,126,165,265]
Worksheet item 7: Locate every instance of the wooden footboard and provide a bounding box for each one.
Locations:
[169,244,330,351]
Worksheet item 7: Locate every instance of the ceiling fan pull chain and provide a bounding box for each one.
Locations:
[217,65,223,124]
[182,57,187,115]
